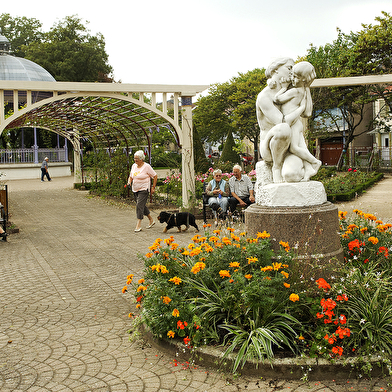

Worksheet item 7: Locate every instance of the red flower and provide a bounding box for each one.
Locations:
[183,336,191,346]
[316,278,331,292]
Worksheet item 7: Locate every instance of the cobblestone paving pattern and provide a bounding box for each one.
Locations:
[0,177,391,391]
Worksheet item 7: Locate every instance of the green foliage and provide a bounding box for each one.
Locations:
[219,131,240,164]
[23,15,113,82]
[0,13,44,57]
[193,126,210,173]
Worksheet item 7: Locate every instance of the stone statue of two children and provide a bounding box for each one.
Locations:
[256,57,321,185]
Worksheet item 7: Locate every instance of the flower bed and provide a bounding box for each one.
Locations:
[123,212,392,377]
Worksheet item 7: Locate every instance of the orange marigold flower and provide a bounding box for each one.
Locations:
[127,274,134,281]
[284,282,290,288]
[360,227,368,234]
[281,271,289,279]
[167,330,175,338]
[244,274,252,280]
[122,286,127,293]
[338,211,347,220]
[347,224,358,230]
[137,285,147,292]
[364,213,377,221]
[289,293,299,302]
[191,261,206,274]
[172,308,180,317]
[145,252,154,258]
[257,230,270,239]
[229,279,234,283]
[298,335,305,340]
[162,296,172,304]
[332,346,343,356]
[136,304,141,308]
[138,278,145,284]
[190,247,202,257]
[170,243,179,250]
[227,227,235,232]
[209,236,220,243]
[169,276,182,285]
[247,256,258,264]
[222,237,232,245]
[279,241,290,251]
[128,312,134,318]
[188,243,195,249]
[182,250,190,256]
[229,262,240,268]
[219,270,231,278]
[273,262,283,270]
[212,229,221,235]
[368,236,379,245]
[261,266,273,272]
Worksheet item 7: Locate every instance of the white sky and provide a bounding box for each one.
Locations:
[1,0,392,87]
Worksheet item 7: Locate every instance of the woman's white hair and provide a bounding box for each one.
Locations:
[134,150,145,160]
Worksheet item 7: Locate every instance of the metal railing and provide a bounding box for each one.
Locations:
[0,148,68,164]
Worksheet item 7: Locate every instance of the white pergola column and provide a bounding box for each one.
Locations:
[180,96,195,208]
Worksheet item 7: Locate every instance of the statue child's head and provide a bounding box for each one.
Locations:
[292,62,316,86]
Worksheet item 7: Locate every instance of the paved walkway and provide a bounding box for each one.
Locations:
[1,176,391,392]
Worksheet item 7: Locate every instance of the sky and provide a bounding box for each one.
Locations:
[1,0,392,88]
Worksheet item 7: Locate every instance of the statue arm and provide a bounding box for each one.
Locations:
[256,93,284,126]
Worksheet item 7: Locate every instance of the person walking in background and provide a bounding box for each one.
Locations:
[0,226,8,240]
[228,164,255,213]
[41,157,51,182]
[127,150,157,232]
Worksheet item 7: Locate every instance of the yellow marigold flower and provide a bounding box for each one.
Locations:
[245,274,252,280]
[261,266,273,272]
[200,257,206,262]
[341,233,350,239]
[191,261,206,274]
[190,247,202,257]
[247,256,258,264]
[273,262,283,270]
[240,232,246,236]
[121,286,127,293]
[137,285,147,292]
[213,229,221,235]
[158,264,169,273]
[284,282,291,288]
[204,245,214,253]
[233,243,240,248]
[289,293,300,302]
[368,236,379,245]
[227,227,235,232]
[136,304,141,308]
[182,250,190,256]
[138,278,145,284]
[360,227,368,234]
[167,330,175,338]
[229,262,240,268]
[283,264,289,268]
[192,234,202,243]
[172,308,180,317]
[188,243,195,249]
[257,231,270,239]
[162,296,171,304]
[128,312,134,318]
[222,237,232,245]
[209,236,220,243]
[169,276,182,285]
[219,270,231,278]
[127,274,134,281]
[281,271,289,279]
[279,241,290,249]
[338,211,347,220]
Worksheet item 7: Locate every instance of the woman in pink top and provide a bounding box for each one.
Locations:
[127,150,158,232]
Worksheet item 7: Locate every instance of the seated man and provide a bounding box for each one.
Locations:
[228,164,255,213]
[205,169,230,223]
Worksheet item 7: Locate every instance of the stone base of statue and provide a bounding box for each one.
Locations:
[245,199,344,279]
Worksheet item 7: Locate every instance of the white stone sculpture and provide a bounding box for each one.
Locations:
[255,58,325,207]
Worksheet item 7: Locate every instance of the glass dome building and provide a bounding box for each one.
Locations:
[0,34,55,82]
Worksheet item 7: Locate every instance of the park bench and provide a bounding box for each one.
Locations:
[202,181,255,223]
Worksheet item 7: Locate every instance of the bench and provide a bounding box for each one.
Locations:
[202,181,255,223]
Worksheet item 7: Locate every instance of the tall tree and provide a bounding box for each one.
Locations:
[0,13,43,57]
[24,15,113,82]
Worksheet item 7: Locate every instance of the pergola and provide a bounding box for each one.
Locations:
[0,81,209,206]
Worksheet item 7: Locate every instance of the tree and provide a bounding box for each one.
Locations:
[220,130,240,165]
[306,28,376,167]
[193,68,266,163]
[0,13,44,57]
[193,126,210,173]
[24,15,113,82]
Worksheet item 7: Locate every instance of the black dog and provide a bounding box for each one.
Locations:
[157,211,199,233]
